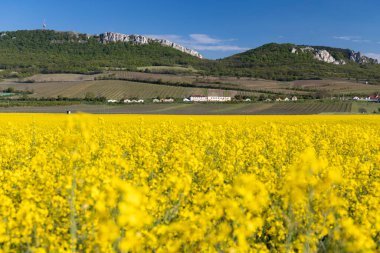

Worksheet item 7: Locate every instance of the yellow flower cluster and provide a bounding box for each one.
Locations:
[0,114,379,252]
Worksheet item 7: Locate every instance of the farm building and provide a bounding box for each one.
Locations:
[368,95,380,102]
[107,99,118,103]
[207,96,232,102]
[275,98,282,102]
[292,96,298,101]
[190,96,208,102]
[284,97,290,101]
[352,95,379,102]
[124,99,144,103]
[153,98,175,103]
[189,96,232,102]
[183,98,191,102]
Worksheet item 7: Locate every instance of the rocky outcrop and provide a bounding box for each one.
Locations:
[292,47,345,65]
[99,32,149,44]
[349,51,378,64]
[99,32,203,59]
[313,49,337,64]
[291,46,378,65]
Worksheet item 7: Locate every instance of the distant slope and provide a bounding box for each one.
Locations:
[0,30,380,83]
[215,43,380,82]
[0,30,203,76]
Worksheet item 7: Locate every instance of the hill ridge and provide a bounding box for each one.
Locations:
[1,30,380,83]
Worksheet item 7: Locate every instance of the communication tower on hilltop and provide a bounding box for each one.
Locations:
[42,19,47,30]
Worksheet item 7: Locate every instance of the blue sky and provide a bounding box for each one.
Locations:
[1,0,379,59]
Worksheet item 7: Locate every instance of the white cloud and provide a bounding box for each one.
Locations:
[364,53,380,61]
[145,33,247,52]
[145,34,182,41]
[352,39,371,43]
[189,34,221,44]
[333,36,358,41]
[192,45,249,51]
[334,36,371,43]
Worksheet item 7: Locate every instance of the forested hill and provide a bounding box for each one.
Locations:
[209,43,380,82]
[0,30,380,83]
[0,30,203,75]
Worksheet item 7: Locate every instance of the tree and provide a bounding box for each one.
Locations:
[84,92,95,101]
[4,87,15,93]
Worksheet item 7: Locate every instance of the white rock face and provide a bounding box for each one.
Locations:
[300,47,314,53]
[291,46,378,65]
[349,51,378,64]
[99,32,203,59]
[313,49,336,64]
[291,47,346,65]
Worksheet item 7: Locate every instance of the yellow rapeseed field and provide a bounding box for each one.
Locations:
[0,114,379,252]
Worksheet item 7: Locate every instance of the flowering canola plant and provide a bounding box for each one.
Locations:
[0,114,379,252]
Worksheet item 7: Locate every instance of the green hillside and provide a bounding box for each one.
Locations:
[0,30,202,77]
[213,43,380,82]
[0,30,380,83]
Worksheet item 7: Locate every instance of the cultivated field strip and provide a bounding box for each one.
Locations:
[255,102,352,114]
[0,80,258,99]
[0,102,354,114]
[111,71,379,95]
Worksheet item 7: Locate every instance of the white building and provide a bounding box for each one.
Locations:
[207,96,231,102]
[107,99,118,103]
[161,98,174,103]
[124,99,144,103]
[153,98,175,103]
[189,96,232,102]
[284,97,290,101]
[183,98,191,102]
[190,96,208,102]
[291,96,298,101]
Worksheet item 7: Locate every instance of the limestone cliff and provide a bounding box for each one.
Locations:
[99,32,203,59]
[291,46,378,65]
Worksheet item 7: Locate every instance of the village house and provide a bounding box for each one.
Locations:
[107,99,118,103]
[368,95,380,102]
[124,99,144,103]
[190,96,208,102]
[291,96,298,101]
[188,95,232,102]
[207,96,232,102]
[153,98,175,103]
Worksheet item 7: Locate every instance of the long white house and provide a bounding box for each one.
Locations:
[190,96,208,102]
[189,96,231,102]
[207,96,232,102]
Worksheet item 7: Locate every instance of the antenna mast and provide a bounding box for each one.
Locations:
[43,19,47,30]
